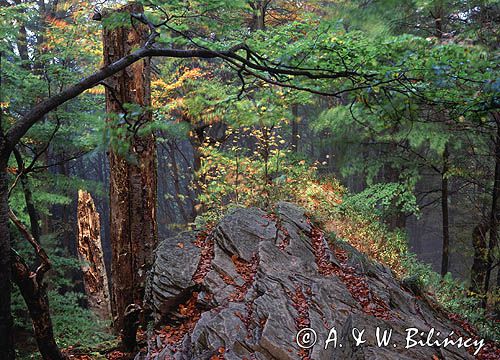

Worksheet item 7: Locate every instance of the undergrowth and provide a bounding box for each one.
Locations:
[12,234,113,359]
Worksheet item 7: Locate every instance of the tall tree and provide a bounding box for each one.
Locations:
[102,3,157,339]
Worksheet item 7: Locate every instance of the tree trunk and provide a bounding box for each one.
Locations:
[441,145,450,276]
[103,3,157,343]
[11,251,63,360]
[485,115,500,300]
[8,204,62,360]
[13,148,41,242]
[251,0,268,30]
[0,158,14,360]
[470,219,489,295]
[167,142,191,223]
[77,190,111,321]
[291,104,299,152]
[58,160,76,256]
[384,162,407,230]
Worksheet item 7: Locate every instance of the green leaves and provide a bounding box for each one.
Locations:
[342,182,419,219]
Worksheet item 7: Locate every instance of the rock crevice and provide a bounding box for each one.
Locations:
[146,202,481,359]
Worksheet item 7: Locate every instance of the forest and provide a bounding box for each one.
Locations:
[0,0,499,359]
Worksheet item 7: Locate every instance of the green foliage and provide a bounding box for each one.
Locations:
[404,256,500,341]
[48,291,113,350]
[197,124,317,221]
[11,233,112,358]
[342,182,419,219]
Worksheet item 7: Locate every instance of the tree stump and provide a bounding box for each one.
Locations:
[77,190,111,321]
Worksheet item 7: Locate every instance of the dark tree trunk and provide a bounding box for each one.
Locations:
[0,42,13,359]
[441,145,450,276]
[0,157,14,360]
[291,104,299,152]
[384,162,407,230]
[250,0,268,30]
[11,251,63,360]
[485,115,500,300]
[13,148,41,242]
[470,219,489,295]
[103,4,157,345]
[9,203,62,360]
[58,161,76,256]
[167,142,191,223]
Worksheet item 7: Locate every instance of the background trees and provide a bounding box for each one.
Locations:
[0,0,498,358]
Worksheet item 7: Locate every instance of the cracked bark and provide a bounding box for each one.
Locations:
[103,3,158,345]
[77,190,112,321]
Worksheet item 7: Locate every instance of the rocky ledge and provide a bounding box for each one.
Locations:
[143,202,496,360]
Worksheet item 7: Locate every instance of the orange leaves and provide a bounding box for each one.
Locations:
[192,229,215,284]
[309,226,391,320]
[85,85,105,95]
[106,350,127,360]
[327,214,406,276]
[46,15,68,30]
[152,68,204,95]
[287,285,311,360]
[209,347,226,359]
[310,226,338,277]
[154,293,202,351]
[231,254,258,285]
[178,292,200,317]
[447,314,500,360]
[227,254,259,302]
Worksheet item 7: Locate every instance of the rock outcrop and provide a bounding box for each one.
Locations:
[144,202,486,359]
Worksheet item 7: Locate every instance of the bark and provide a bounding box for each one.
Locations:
[485,114,500,298]
[11,252,63,360]
[77,190,111,321]
[440,145,450,276]
[103,3,158,340]
[0,157,14,360]
[121,304,141,352]
[0,44,14,358]
[11,148,64,359]
[470,219,489,295]
[9,209,62,360]
[250,0,269,30]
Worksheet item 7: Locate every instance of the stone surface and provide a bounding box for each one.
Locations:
[145,202,476,359]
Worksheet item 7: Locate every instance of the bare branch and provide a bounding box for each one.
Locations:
[9,209,51,281]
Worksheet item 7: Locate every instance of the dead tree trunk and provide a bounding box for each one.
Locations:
[102,3,158,344]
[77,190,111,321]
